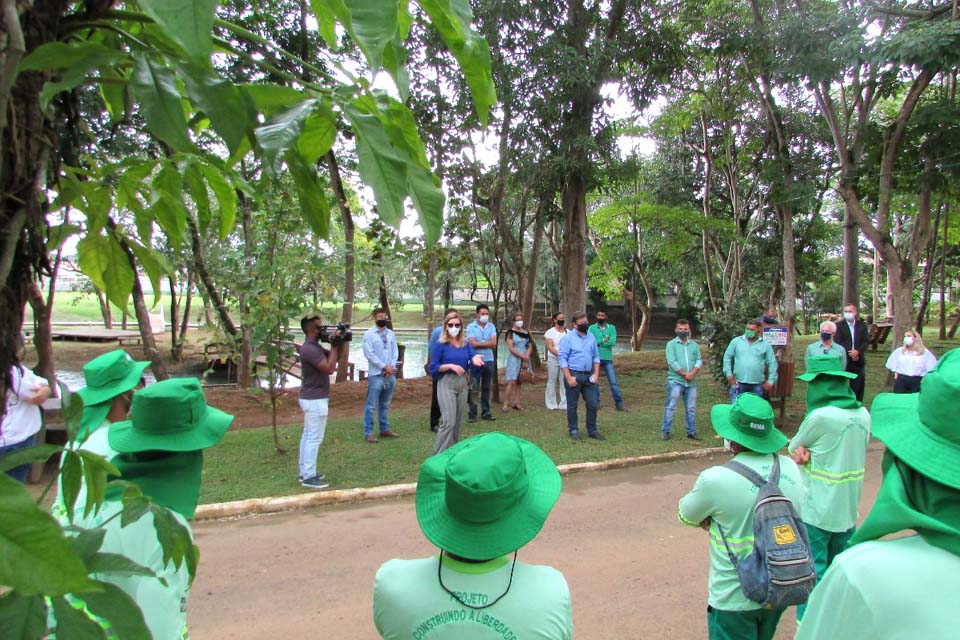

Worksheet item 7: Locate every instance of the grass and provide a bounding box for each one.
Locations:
[199,331,960,504]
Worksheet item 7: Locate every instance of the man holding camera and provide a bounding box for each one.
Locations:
[363,308,400,443]
[298,315,342,489]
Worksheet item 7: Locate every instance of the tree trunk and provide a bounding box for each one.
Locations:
[179,271,193,348]
[237,191,254,388]
[26,282,55,392]
[520,204,545,327]
[842,201,860,307]
[188,216,238,337]
[169,273,181,362]
[872,249,880,322]
[780,204,797,357]
[915,204,942,334]
[426,250,437,325]
[939,205,949,339]
[109,220,168,380]
[327,150,355,382]
[560,175,588,315]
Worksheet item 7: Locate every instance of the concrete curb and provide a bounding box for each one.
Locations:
[194,447,724,522]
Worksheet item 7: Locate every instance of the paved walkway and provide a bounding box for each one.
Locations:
[188,446,885,639]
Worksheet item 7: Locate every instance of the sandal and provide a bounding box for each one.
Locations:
[513,404,523,411]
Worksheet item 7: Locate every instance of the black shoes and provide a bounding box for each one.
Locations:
[615,404,627,412]
[569,430,582,441]
[661,432,671,440]
[481,414,496,421]
[687,432,702,441]
[588,432,606,441]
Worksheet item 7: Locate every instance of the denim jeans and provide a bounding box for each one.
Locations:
[363,374,396,436]
[468,360,495,419]
[1,433,38,482]
[565,371,599,435]
[599,360,623,405]
[729,381,765,403]
[662,380,697,435]
[298,398,329,480]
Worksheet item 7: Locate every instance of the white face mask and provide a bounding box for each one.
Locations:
[904,336,915,347]
[447,326,460,337]
[723,439,733,452]
[843,312,855,322]
[478,315,489,324]
[514,320,523,328]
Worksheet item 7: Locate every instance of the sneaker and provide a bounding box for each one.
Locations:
[615,404,627,412]
[301,476,330,490]
[468,416,477,423]
[588,432,606,441]
[661,432,671,440]
[430,425,439,433]
[687,432,702,441]
[299,472,325,481]
[569,430,582,441]
[481,414,496,421]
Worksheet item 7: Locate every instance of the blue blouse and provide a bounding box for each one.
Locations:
[429,342,476,379]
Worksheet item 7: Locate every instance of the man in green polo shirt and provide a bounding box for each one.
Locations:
[722,318,778,402]
[589,309,625,411]
[797,348,960,639]
[661,318,703,441]
[789,354,871,621]
[373,432,572,639]
[678,394,804,640]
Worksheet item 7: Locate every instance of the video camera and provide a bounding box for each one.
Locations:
[318,322,353,345]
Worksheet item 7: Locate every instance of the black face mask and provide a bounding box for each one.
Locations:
[820,331,832,341]
[556,320,565,327]
[597,318,607,326]
[677,330,690,339]
[763,315,777,324]
[576,322,589,333]
[376,319,389,328]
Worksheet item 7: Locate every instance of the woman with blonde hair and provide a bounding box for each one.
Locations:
[428,310,485,453]
[885,330,938,393]
[503,312,533,411]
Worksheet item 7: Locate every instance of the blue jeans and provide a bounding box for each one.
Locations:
[298,398,328,480]
[565,371,599,435]
[468,360,495,419]
[363,373,396,436]
[599,360,623,405]
[662,380,697,435]
[729,382,765,403]
[1,433,38,483]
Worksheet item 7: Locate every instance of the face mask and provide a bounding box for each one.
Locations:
[597,318,607,326]
[820,331,833,341]
[514,320,523,328]
[478,314,489,324]
[676,331,690,339]
[744,329,757,340]
[904,336,915,347]
[376,319,388,328]
[556,320,565,327]
[723,439,733,452]
[447,326,460,337]
[763,315,777,324]
[577,322,589,333]
[843,312,855,323]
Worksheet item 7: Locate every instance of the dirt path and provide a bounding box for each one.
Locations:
[188,446,885,639]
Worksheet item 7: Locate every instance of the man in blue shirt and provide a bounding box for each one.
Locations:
[363,308,400,443]
[466,304,497,423]
[558,311,604,441]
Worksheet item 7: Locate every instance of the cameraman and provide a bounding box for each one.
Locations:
[297,316,341,490]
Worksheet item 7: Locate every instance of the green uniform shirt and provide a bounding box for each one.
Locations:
[804,341,847,369]
[665,337,703,387]
[796,536,960,639]
[373,555,573,639]
[788,406,871,532]
[678,453,804,611]
[588,323,616,361]
[722,336,778,385]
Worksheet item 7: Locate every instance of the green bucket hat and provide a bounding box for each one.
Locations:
[871,347,960,490]
[796,354,858,381]
[711,393,788,454]
[108,378,233,453]
[416,432,562,561]
[76,350,151,406]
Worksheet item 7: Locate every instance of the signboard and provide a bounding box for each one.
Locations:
[763,326,789,346]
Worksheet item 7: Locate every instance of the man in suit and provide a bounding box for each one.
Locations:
[834,303,870,402]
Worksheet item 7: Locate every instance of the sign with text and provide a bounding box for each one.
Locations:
[764,326,789,346]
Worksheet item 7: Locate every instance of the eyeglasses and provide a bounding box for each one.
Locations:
[447,323,461,328]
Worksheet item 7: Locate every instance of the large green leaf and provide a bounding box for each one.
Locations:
[296,101,337,165]
[286,151,331,237]
[309,0,345,48]
[254,98,318,176]
[345,104,408,226]
[149,506,196,579]
[51,596,107,640]
[150,163,188,246]
[184,161,212,232]
[339,0,401,72]
[60,450,83,524]
[76,234,135,310]
[99,69,128,123]
[81,581,151,640]
[77,450,119,520]
[128,240,170,309]
[47,223,82,253]
[179,64,253,155]
[19,41,122,109]
[139,0,218,61]
[85,554,155,579]
[197,162,238,239]
[79,184,114,234]
[0,475,97,596]
[0,593,47,640]
[0,444,61,474]
[405,163,445,245]
[70,529,107,564]
[240,84,307,117]
[131,55,193,153]
[415,0,496,125]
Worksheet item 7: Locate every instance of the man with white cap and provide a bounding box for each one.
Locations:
[373,432,572,639]
[797,348,960,638]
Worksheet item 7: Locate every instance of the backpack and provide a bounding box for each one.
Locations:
[716,455,816,609]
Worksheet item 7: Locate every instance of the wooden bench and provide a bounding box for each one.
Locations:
[768,361,795,419]
[869,323,893,351]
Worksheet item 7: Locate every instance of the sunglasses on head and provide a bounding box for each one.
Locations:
[447,323,461,328]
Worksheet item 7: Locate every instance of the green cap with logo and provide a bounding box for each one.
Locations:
[796,354,858,382]
[710,393,788,454]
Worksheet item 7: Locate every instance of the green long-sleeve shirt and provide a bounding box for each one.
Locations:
[722,335,778,384]
[588,323,616,360]
[665,337,703,387]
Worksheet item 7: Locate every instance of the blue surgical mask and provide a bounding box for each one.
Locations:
[820,331,833,341]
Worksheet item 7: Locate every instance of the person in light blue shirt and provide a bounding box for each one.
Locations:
[661,318,703,441]
[558,311,603,441]
[363,308,400,442]
[722,318,778,402]
[465,304,497,422]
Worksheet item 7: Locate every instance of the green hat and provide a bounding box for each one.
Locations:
[76,350,151,406]
[711,393,788,454]
[109,378,233,453]
[415,432,562,560]
[796,354,858,382]
[872,347,960,490]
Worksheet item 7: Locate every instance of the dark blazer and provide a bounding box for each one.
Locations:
[834,318,870,371]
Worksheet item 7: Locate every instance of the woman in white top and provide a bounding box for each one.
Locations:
[543,313,568,410]
[885,330,937,393]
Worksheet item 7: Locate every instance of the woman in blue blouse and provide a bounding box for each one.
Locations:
[503,312,533,412]
[428,310,485,454]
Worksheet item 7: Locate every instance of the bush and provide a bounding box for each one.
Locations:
[699,293,767,384]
